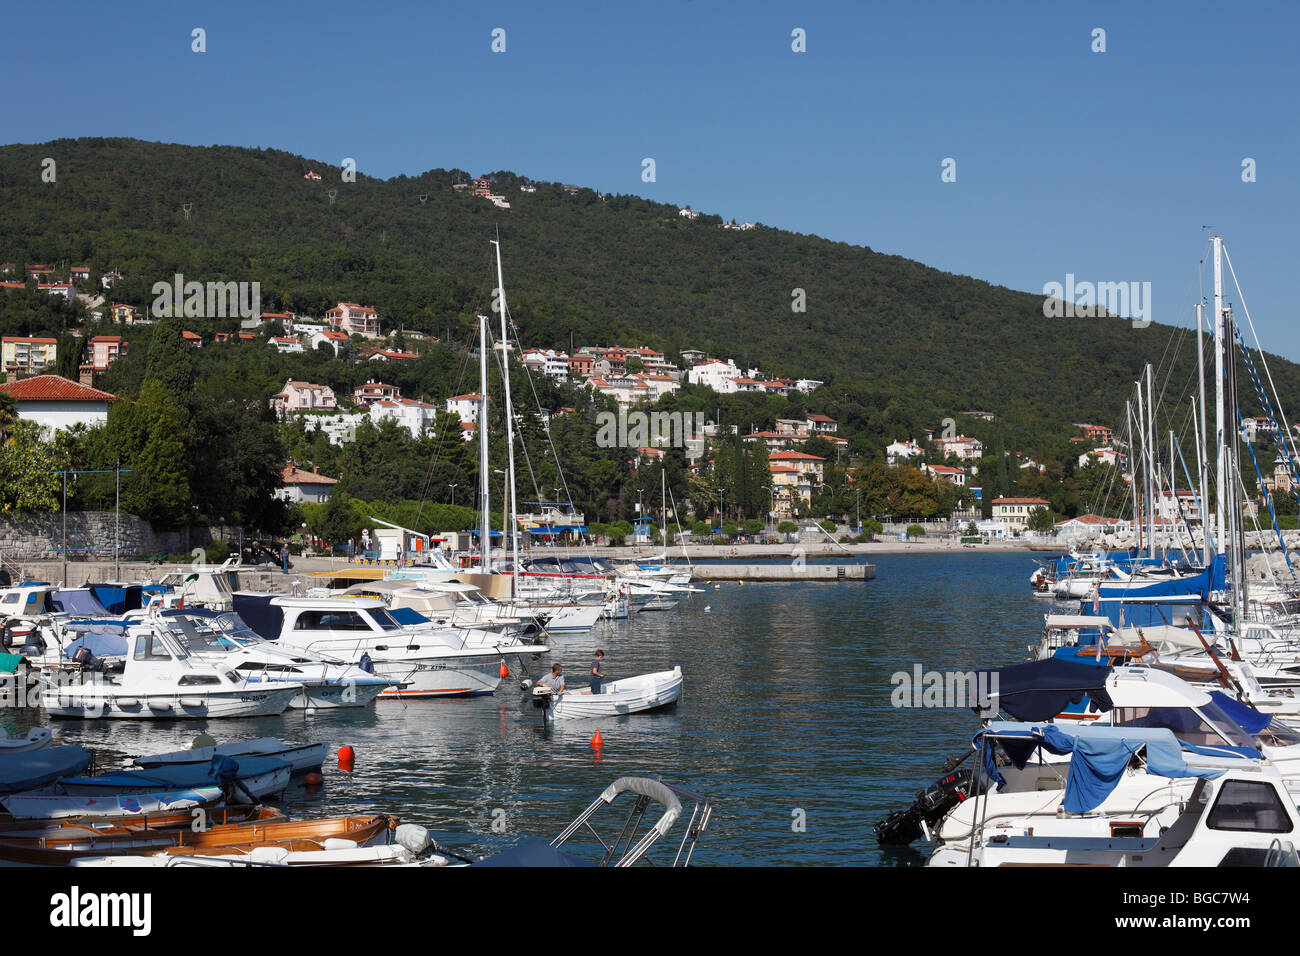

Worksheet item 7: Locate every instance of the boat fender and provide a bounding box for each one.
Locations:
[395,823,431,853]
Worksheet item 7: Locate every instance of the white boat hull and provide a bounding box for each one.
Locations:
[40,685,301,719]
[543,666,683,720]
[374,657,502,699]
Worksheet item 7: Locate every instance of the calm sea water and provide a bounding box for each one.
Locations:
[3,553,1048,866]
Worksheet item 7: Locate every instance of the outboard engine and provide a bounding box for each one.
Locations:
[873,768,983,846]
[72,646,105,673]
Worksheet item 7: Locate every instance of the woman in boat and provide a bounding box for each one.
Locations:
[590,650,605,695]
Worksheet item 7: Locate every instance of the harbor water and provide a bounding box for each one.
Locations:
[2,553,1044,865]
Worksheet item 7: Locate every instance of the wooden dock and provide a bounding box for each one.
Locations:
[691,563,876,582]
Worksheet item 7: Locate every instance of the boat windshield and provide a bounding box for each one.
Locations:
[164,618,236,655]
[364,608,402,631]
[1113,705,1256,749]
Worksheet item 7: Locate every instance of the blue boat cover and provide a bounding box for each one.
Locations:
[972,658,1113,721]
[61,755,291,790]
[51,589,110,616]
[388,607,430,625]
[979,723,1224,813]
[89,584,144,615]
[62,621,131,659]
[0,745,93,794]
[231,595,284,641]
[472,837,595,867]
[1209,691,1272,735]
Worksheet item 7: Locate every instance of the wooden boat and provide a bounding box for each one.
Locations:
[0,813,394,865]
[0,728,52,754]
[0,805,281,839]
[133,737,328,775]
[527,667,683,721]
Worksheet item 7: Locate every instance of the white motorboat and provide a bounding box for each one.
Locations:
[160,609,390,709]
[39,615,303,719]
[525,666,683,720]
[238,595,547,699]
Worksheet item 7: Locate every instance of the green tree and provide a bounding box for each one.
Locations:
[122,381,190,528]
[0,421,60,513]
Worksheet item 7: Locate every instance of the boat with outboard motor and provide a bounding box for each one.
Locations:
[39,613,303,719]
[522,666,683,721]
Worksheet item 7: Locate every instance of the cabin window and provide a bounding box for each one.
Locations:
[1113,706,1248,748]
[178,674,221,686]
[294,610,369,631]
[366,609,402,631]
[1,593,17,604]
[1206,780,1291,833]
[133,634,173,661]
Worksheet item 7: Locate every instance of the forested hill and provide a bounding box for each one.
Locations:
[1,136,1295,432]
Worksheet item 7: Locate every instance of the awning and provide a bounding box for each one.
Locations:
[977,722,1225,813]
[972,658,1114,721]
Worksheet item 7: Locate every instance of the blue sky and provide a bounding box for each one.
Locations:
[7,0,1299,357]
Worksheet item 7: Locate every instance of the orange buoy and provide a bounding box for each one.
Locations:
[590,728,603,749]
[498,661,509,678]
[338,745,355,769]
[304,772,323,788]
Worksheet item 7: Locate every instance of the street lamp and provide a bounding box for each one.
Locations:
[448,483,458,507]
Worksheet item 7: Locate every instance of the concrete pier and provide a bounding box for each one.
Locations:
[691,563,876,582]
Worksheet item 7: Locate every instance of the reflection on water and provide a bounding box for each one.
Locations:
[6,553,1042,865]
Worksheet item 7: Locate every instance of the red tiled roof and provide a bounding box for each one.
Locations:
[0,374,116,402]
[281,464,338,485]
[2,336,57,344]
[770,450,826,461]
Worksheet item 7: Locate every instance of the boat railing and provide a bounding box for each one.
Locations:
[550,777,712,867]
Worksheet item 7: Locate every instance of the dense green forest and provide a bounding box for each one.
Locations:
[0,137,1294,535]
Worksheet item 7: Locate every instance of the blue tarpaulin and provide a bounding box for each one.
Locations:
[51,589,110,616]
[472,837,594,867]
[1209,690,1272,735]
[979,723,1225,813]
[972,658,1114,721]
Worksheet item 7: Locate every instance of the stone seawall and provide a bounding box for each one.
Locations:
[0,512,213,568]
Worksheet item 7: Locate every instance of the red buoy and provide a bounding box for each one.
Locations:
[590,728,603,749]
[498,661,509,678]
[338,745,355,770]
[304,772,323,788]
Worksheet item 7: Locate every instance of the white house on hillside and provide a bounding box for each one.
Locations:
[0,374,116,433]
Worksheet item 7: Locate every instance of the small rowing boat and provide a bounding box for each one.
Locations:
[132,737,328,775]
[0,813,393,865]
[526,667,683,721]
[0,728,52,754]
[0,745,93,794]
[59,756,292,804]
[0,787,223,820]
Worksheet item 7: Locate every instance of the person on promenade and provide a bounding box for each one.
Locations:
[280,542,289,574]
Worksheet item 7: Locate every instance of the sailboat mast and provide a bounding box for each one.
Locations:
[493,239,520,598]
[1196,301,1210,565]
[1213,235,1226,558]
[1146,364,1156,559]
[479,314,491,572]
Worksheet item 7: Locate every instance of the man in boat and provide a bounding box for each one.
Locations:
[590,650,605,695]
[537,663,566,696]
